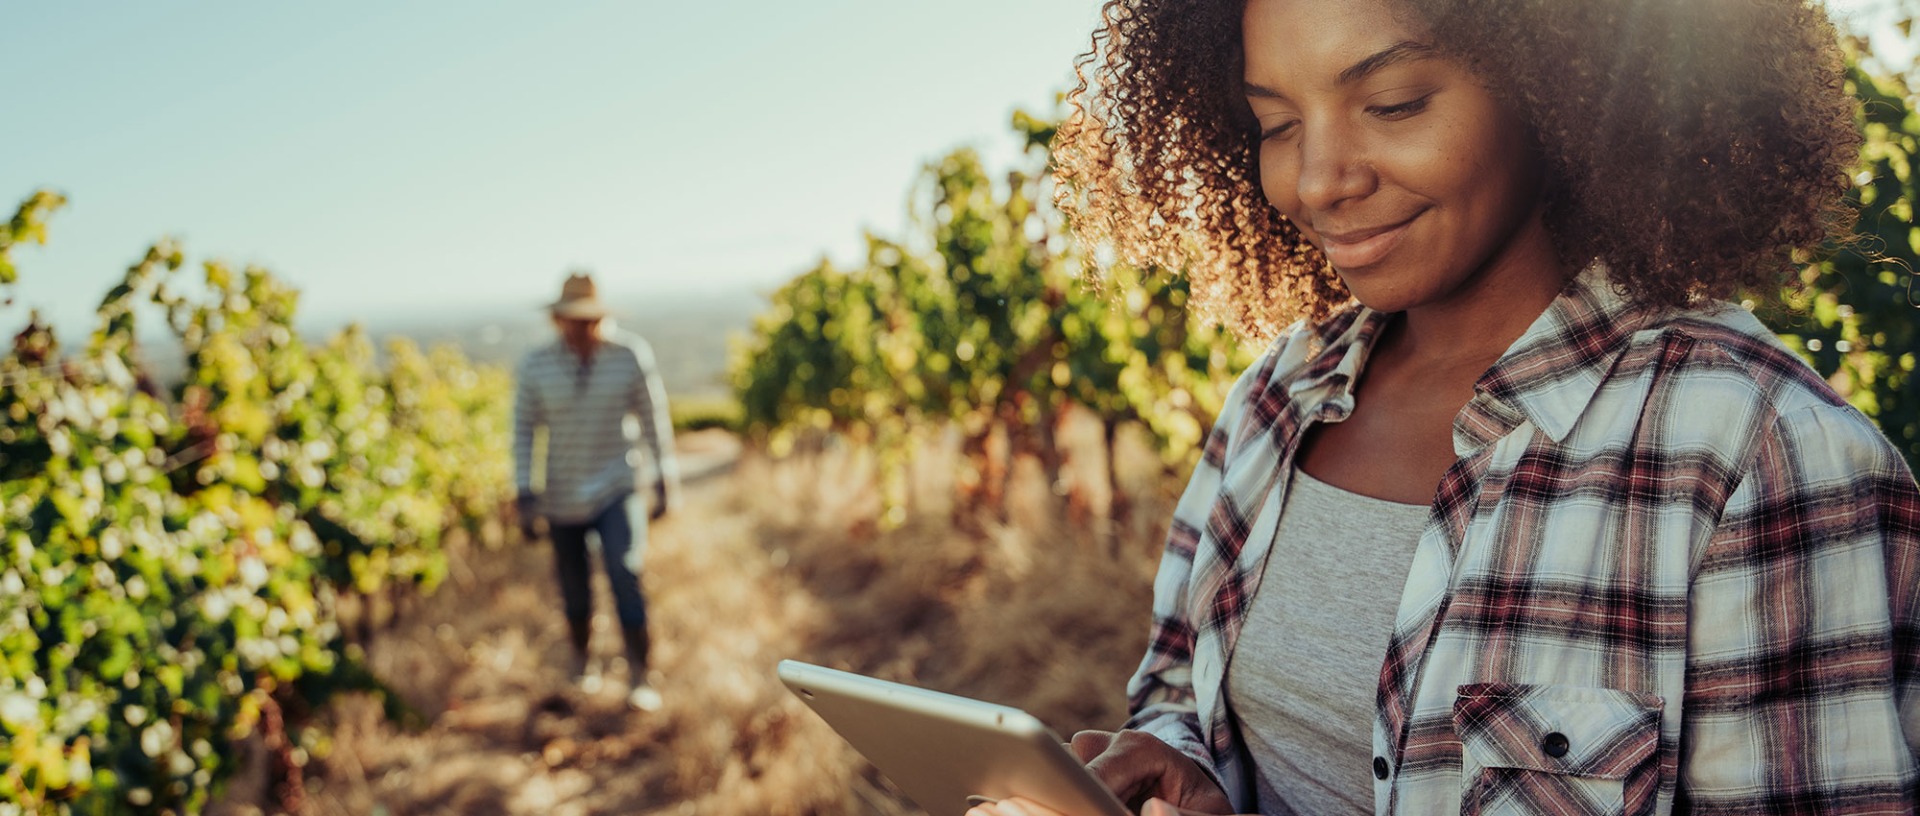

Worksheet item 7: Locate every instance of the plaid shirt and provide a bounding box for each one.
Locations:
[1126,267,1920,815]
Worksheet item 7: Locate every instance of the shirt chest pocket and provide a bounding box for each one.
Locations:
[1452,683,1664,816]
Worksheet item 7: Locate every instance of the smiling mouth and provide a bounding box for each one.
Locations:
[1316,210,1425,269]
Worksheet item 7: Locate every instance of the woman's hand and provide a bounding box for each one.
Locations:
[966,796,1247,816]
[1070,730,1232,812]
[965,729,1234,816]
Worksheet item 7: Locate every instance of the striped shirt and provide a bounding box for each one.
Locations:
[1126,266,1920,815]
[513,330,678,525]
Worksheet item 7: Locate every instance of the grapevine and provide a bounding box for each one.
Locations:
[0,191,511,813]
[731,113,1253,523]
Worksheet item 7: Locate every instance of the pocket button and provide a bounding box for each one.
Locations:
[1541,731,1570,759]
[1372,756,1389,780]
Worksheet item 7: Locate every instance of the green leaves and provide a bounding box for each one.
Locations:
[0,190,66,287]
[0,191,510,813]
[1760,57,1920,474]
[733,112,1253,521]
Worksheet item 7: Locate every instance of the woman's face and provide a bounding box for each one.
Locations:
[1242,0,1559,315]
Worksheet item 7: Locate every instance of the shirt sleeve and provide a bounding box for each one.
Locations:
[626,336,679,489]
[1122,347,1275,786]
[1681,402,1920,811]
[1123,419,1229,773]
[512,353,542,495]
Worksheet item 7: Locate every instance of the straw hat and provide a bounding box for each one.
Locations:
[548,273,611,319]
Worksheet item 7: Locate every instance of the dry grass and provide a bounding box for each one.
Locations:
[213,424,1182,816]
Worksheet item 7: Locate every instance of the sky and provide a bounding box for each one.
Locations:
[1,1,1902,338]
[1,2,1102,335]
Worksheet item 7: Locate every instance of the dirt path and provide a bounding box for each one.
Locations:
[212,430,1170,816]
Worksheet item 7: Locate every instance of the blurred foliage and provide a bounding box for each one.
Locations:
[0,194,510,813]
[669,395,745,434]
[1759,30,1920,474]
[0,191,64,288]
[731,112,1251,524]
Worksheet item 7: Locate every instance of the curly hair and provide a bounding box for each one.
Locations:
[1054,0,1861,340]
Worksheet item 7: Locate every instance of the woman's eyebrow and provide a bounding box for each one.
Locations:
[1338,40,1433,85]
[1245,40,1435,99]
[1245,81,1289,100]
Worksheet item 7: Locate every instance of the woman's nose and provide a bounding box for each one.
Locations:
[1294,125,1376,214]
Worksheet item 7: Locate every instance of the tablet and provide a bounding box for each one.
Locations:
[777,660,1132,816]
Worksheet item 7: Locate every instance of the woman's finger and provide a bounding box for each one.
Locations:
[1079,731,1198,806]
[978,797,1065,816]
[1067,729,1116,762]
[1141,796,1255,816]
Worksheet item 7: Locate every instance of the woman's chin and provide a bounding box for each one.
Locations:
[1333,274,1424,315]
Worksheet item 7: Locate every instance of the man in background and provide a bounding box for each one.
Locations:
[514,272,678,711]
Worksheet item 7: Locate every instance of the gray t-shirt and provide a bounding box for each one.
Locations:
[1225,467,1428,815]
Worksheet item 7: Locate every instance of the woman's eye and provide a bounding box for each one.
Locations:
[1369,94,1433,120]
[1259,120,1299,142]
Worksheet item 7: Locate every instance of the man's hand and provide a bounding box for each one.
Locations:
[516,492,542,540]
[649,483,669,521]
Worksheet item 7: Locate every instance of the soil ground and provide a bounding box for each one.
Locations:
[210,425,1175,816]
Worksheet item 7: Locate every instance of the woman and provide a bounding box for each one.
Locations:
[973,0,1920,813]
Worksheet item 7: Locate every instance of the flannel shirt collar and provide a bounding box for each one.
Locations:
[1277,265,1648,457]
[1458,264,1650,455]
[1281,306,1382,418]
